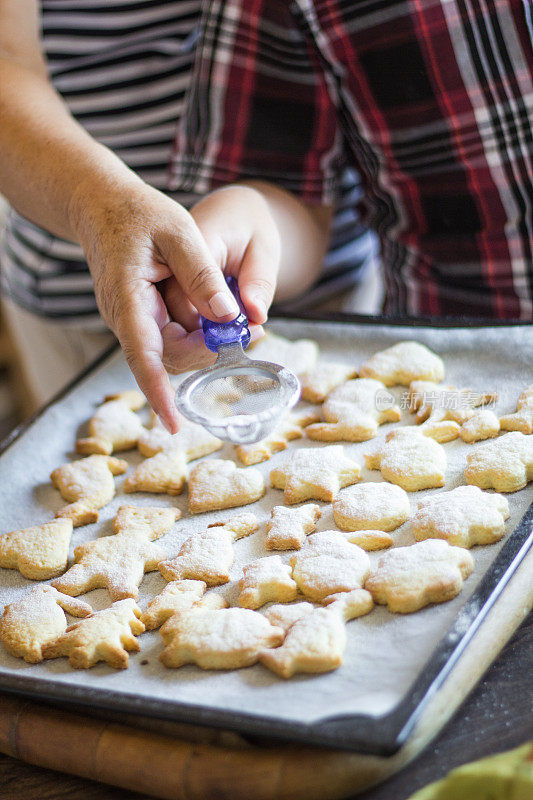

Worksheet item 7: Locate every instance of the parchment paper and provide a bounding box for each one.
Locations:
[0,319,531,728]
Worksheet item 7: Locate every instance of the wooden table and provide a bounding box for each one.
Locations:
[0,613,530,800]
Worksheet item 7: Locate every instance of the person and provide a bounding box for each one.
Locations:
[170,0,533,321]
[0,0,376,427]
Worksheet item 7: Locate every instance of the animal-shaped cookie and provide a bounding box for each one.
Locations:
[412,486,510,548]
[270,445,361,504]
[141,580,227,630]
[464,431,533,492]
[290,531,370,602]
[188,459,265,513]
[76,391,145,455]
[42,599,144,669]
[158,514,258,585]
[0,586,92,663]
[159,606,284,669]
[500,386,533,434]
[265,504,321,550]
[124,448,188,496]
[137,412,222,459]
[113,505,180,539]
[359,341,444,386]
[249,331,319,376]
[238,556,298,609]
[235,408,320,465]
[0,519,73,579]
[365,540,474,613]
[52,532,165,600]
[409,380,498,441]
[259,589,373,678]
[262,601,315,632]
[299,362,358,403]
[51,455,128,527]
[333,482,410,532]
[365,427,447,491]
[306,378,401,442]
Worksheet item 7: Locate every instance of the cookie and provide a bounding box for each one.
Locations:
[140,580,227,630]
[299,362,358,403]
[249,331,319,376]
[76,391,146,455]
[238,556,298,609]
[262,601,315,632]
[137,412,222,459]
[188,459,265,513]
[332,482,410,532]
[51,455,128,527]
[124,448,188,496]
[235,408,320,466]
[500,386,533,435]
[265,504,321,550]
[459,409,501,443]
[409,380,498,441]
[270,445,362,504]
[412,485,510,548]
[343,531,394,551]
[306,378,401,442]
[290,531,370,602]
[0,586,92,663]
[0,519,73,580]
[158,514,258,585]
[365,427,447,491]
[259,589,373,678]
[464,431,533,492]
[159,606,284,669]
[42,598,144,669]
[359,341,444,387]
[365,540,474,613]
[113,505,180,539]
[52,531,165,600]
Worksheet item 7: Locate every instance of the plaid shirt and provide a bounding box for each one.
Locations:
[170,0,533,319]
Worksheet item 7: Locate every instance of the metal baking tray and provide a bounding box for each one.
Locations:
[0,313,532,755]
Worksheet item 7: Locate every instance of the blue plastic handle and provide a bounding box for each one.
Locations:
[201,276,251,353]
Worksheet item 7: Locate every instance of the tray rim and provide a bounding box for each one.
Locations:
[0,313,532,755]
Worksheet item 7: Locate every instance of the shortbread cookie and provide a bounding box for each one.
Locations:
[238,556,298,609]
[76,391,145,455]
[262,601,315,632]
[500,386,533,434]
[0,586,92,663]
[409,380,498,441]
[459,409,501,443]
[52,532,165,600]
[141,580,227,630]
[412,486,510,548]
[359,341,444,386]
[365,540,474,613]
[365,427,447,491]
[300,362,358,403]
[113,505,180,539]
[51,455,128,527]
[159,607,284,669]
[306,378,401,442]
[270,445,361,504]
[188,459,265,513]
[290,531,370,602]
[464,431,533,492]
[259,589,373,678]
[124,448,188,496]
[249,331,319,376]
[344,531,393,551]
[333,482,410,532]
[159,514,258,585]
[42,599,144,669]
[137,412,222,459]
[235,408,320,466]
[265,504,321,550]
[0,519,73,579]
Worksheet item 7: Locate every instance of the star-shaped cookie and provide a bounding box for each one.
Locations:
[265,504,321,550]
[188,459,265,513]
[464,431,533,492]
[0,519,73,580]
[51,455,128,527]
[500,386,533,435]
[270,445,362,504]
[290,531,370,602]
[359,341,444,386]
[365,427,447,491]
[76,391,145,455]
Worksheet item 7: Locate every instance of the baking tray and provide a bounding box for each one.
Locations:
[0,313,532,756]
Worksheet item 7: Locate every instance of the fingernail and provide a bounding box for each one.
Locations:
[209,291,239,318]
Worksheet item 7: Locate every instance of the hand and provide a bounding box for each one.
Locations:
[69,177,265,432]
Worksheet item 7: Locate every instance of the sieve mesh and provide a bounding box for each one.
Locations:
[188,369,284,420]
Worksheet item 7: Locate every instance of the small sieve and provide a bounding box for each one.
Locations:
[175,277,300,444]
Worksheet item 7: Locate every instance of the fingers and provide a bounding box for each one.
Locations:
[160,278,200,332]
[236,237,279,324]
[162,322,265,374]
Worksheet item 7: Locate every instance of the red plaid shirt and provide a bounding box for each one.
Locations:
[170,0,533,319]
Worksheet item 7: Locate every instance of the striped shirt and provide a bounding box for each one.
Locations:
[171,0,533,318]
[0,0,375,321]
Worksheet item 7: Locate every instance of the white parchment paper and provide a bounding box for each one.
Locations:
[0,319,531,727]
